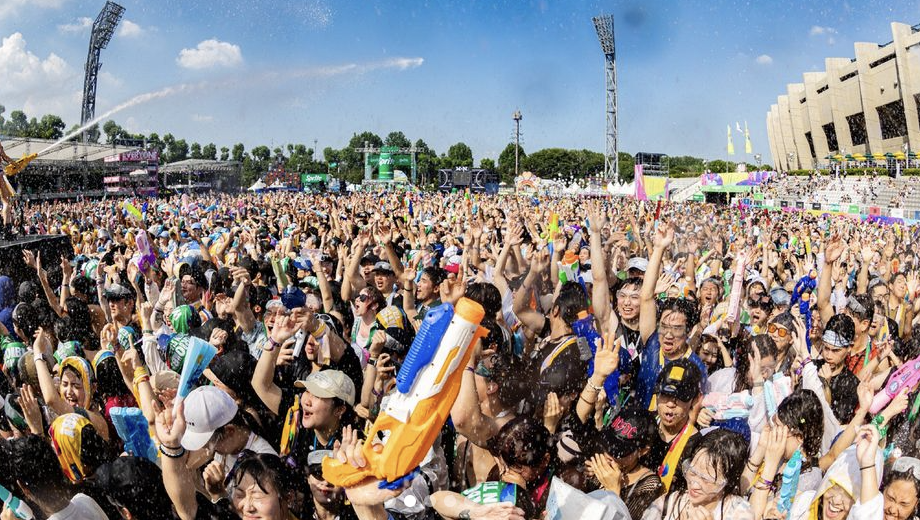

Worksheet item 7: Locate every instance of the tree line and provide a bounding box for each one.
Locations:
[0,106,771,188]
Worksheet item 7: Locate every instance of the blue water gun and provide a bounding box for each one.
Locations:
[110,407,158,462]
[789,272,817,352]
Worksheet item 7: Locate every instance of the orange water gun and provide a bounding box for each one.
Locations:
[322,298,488,489]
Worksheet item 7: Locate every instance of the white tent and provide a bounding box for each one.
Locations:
[248,179,266,191]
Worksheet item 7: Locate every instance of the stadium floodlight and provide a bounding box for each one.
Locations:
[593,14,618,181]
[80,1,125,143]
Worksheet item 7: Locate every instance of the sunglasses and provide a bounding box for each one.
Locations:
[355,294,369,303]
[768,323,789,337]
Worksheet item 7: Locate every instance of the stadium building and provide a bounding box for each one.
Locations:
[767,22,920,171]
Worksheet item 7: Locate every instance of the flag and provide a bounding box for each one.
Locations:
[744,121,753,154]
[736,122,743,133]
[727,125,735,156]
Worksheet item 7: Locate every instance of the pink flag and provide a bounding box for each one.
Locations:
[634,164,648,201]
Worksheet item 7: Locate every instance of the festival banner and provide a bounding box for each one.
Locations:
[727,125,735,155]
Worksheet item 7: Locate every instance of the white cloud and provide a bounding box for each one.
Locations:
[386,57,425,70]
[98,71,123,88]
[57,16,92,34]
[191,114,214,122]
[118,20,145,38]
[177,39,243,70]
[0,32,79,121]
[809,25,836,36]
[755,54,773,65]
[0,0,69,18]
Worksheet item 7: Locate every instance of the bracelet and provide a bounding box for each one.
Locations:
[133,375,150,386]
[860,464,875,471]
[586,379,604,392]
[134,366,150,379]
[746,460,762,471]
[263,337,278,352]
[142,329,153,335]
[159,444,186,458]
[578,394,597,405]
[372,388,382,397]
[752,381,764,388]
[367,357,378,367]
[465,366,475,373]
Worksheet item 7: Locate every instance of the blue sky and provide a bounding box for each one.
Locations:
[1,0,918,165]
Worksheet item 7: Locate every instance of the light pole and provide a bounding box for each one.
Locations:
[513,110,522,178]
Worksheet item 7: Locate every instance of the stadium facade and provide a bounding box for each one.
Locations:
[767,22,920,171]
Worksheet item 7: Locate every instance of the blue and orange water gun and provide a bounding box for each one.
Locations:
[322,298,488,489]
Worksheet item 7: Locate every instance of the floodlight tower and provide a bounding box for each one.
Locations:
[80,1,125,143]
[593,14,618,181]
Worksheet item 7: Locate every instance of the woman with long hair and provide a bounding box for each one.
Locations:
[640,428,753,520]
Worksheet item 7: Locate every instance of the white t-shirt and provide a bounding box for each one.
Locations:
[48,493,109,520]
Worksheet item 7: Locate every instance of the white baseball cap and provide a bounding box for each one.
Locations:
[294,370,355,406]
[181,386,238,451]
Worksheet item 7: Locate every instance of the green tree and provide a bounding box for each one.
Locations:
[147,133,164,158]
[251,146,271,162]
[220,146,230,161]
[617,152,635,182]
[102,120,124,143]
[202,143,217,160]
[707,160,735,173]
[341,131,383,184]
[497,143,526,184]
[447,142,474,168]
[167,139,189,163]
[231,143,246,162]
[480,158,495,171]
[241,156,259,187]
[7,110,28,136]
[190,142,203,160]
[384,131,411,148]
[36,114,65,140]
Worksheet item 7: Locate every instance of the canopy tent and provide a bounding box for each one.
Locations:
[247,179,266,191]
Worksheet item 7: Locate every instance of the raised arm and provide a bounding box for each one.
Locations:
[450,340,501,447]
[154,401,199,520]
[639,224,673,343]
[251,311,303,415]
[817,234,844,324]
[587,203,612,328]
[511,248,550,335]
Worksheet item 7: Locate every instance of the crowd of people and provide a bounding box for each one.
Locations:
[0,182,919,520]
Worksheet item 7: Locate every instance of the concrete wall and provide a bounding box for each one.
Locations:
[768,21,920,169]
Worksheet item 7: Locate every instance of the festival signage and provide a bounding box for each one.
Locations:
[301,173,328,184]
[848,205,860,214]
[104,150,160,163]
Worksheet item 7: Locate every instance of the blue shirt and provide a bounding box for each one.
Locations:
[634,332,709,409]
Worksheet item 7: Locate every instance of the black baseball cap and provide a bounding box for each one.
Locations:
[590,408,656,459]
[654,359,702,403]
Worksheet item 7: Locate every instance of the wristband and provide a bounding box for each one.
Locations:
[133,366,150,380]
[367,357,378,367]
[860,464,875,471]
[133,374,150,386]
[586,379,604,392]
[263,337,278,352]
[159,444,186,459]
